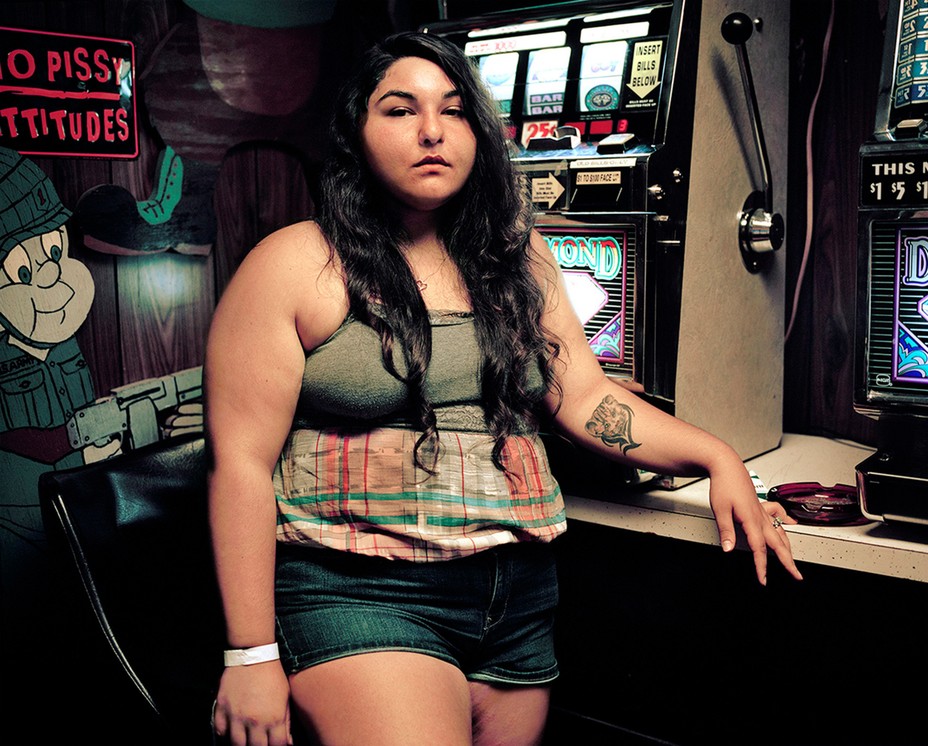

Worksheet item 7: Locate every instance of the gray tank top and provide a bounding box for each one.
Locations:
[294,310,493,432]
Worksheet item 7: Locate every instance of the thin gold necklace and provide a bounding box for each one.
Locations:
[414,253,448,291]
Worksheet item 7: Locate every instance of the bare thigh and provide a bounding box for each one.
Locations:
[289,651,473,745]
[469,680,551,746]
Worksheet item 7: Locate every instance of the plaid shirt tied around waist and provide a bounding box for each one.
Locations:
[274,426,566,561]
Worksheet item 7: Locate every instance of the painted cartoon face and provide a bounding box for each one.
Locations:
[361,56,477,213]
[0,227,94,347]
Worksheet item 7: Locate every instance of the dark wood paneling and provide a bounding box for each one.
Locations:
[213,146,262,292]
[255,147,315,246]
[102,0,175,62]
[118,251,213,377]
[785,0,885,445]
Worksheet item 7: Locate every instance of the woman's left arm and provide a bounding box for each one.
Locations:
[532,232,802,585]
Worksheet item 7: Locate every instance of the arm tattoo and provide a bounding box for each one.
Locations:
[585,394,642,454]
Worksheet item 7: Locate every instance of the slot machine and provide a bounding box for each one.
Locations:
[424,0,790,490]
[855,0,928,525]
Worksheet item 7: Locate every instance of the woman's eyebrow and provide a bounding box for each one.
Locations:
[375,89,462,104]
[376,89,414,103]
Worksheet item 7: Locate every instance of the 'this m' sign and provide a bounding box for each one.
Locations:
[0,26,137,158]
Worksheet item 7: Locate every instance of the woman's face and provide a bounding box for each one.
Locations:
[361,55,477,213]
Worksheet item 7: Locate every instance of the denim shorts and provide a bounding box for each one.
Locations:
[274,541,559,685]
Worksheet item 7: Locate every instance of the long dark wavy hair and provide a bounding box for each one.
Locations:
[317,31,561,471]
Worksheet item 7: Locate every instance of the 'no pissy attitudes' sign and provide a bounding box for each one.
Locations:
[0,26,137,158]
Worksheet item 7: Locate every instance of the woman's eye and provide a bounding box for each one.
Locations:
[388,108,413,117]
[2,245,32,285]
[444,107,464,117]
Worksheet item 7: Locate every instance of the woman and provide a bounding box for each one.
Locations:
[206,31,801,746]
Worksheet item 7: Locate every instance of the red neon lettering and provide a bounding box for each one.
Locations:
[0,107,18,136]
[20,108,40,137]
[102,108,114,141]
[8,49,36,80]
[109,56,122,84]
[67,111,82,139]
[47,50,62,80]
[94,49,111,83]
[49,109,67,139]
[86,110,100,141]
[73,47,92,81]
[115,106,128,140]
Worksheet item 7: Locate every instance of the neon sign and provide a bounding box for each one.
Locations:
[0,26,137,158]
[543,232,623,281]
[894,230,928,382]
[540,226,632,372]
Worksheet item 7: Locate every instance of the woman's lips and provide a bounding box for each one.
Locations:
[414,156,449,167]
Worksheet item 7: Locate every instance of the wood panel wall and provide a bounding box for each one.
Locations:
[784,0,889,446]
[0,0,892,443]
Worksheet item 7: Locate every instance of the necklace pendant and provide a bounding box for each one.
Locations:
[416,279,427,291]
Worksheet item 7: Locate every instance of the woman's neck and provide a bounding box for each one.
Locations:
[395,199,447,241]
[399,213,445,261]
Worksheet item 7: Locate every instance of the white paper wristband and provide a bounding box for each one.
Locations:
[223,642,280,667]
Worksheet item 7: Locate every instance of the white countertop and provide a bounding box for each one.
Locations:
[564,433,928,583]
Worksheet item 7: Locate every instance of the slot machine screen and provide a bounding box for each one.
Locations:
[478,52,519,115]
[525,46,571,116]
[536,220,638,380]
[436,3,675,149]
[578,40,629,113]
[857,222,928,415]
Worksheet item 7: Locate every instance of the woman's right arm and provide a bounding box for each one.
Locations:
[205,224,340,746]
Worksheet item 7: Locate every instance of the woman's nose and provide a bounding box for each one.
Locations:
[419,112,443,145]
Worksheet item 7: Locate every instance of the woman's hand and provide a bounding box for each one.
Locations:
[760,499,797,553]
[708,459,803,585]
[213,662,292,746]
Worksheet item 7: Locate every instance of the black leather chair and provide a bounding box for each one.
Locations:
[38,434,224,745]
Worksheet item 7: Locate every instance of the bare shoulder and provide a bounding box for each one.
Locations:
[225,222,342,307]
[528,229,565,286]
[211,221,347,348]
[528,229,557,266]
[239,220,337,289]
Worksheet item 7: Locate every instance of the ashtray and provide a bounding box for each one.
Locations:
[766,482,866,525]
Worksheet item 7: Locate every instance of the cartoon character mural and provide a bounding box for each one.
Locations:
[0,146,203,644]
[0,146,101,491]
[0,147,102,638]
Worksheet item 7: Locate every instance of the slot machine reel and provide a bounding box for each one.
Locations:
[721,11,784,273]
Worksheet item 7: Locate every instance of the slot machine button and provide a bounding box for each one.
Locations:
[893,118,928,138]
[596,133,637,154]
